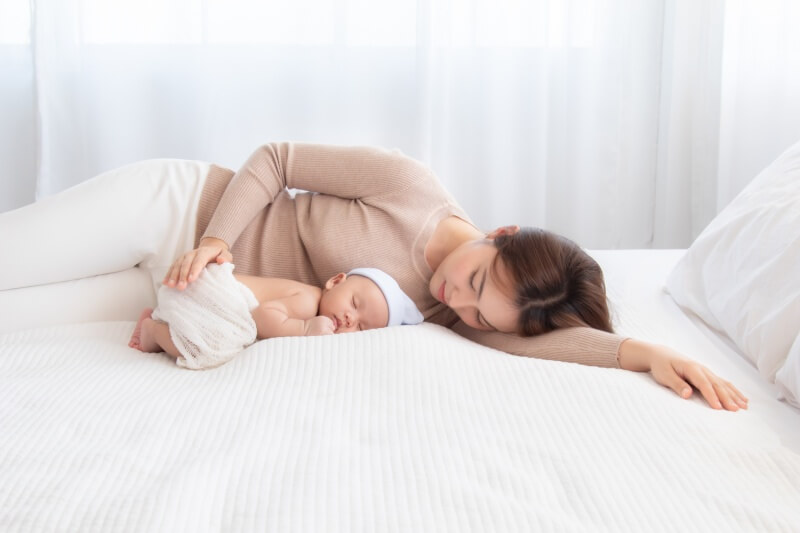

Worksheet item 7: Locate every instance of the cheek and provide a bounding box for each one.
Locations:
[453,308,477,329]
[318,294,334,315]
[448,261,471,285]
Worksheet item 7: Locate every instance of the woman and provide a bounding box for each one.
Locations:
[1,143,747,410]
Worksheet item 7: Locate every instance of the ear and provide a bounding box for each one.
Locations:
[324,272,347,290]
[486,225,520,240]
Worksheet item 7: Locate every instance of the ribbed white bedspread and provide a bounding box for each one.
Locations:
[2,321,799,532]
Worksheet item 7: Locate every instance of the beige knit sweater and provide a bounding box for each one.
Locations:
[196,143,624,368]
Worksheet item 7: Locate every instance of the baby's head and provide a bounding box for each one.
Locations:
[319,268,424,334]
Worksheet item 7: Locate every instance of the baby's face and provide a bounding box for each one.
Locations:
[318,274,389,333]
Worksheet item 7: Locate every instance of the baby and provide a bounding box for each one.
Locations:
[128,263,423,369]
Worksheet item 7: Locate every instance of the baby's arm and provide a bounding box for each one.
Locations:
[251,291,333,339]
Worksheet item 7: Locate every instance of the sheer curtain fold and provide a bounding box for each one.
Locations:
[0,0,36,212]
[653,0,726,248]
[33,0,88,198]
[4,0,800,248]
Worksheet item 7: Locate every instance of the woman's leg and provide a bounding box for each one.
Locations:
[0,267,156,334]
[0,159,210,291]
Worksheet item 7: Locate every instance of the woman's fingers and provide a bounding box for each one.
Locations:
[177,254,195,289]
[162,265,174,286]
[680,363,749,411]
[188,250,213,283]
[162,244,229,289]
[651,352,748,412]
[726,381,749,408]
[684,364,724,410]
[659,365,694,400]
[713,382,742,411]
[161,250,198,288]
[717,379,749,410]
[696,370,749,411]
[163,255,188,287]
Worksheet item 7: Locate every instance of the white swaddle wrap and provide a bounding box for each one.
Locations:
[152,263,259,370]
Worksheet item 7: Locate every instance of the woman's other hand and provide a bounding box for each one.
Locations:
[618,338,749,411]
[163,237,232,290]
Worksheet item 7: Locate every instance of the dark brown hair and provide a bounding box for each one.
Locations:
[492,227,613,336]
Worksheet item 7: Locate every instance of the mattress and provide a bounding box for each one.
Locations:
[1,250,799,532]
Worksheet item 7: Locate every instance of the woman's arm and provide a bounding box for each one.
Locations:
[452,323,748,411]
[167,143,432,287]
[205,143,430,249]
[452,323,624,368]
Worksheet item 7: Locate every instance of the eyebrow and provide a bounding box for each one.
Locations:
[477,268,498,331]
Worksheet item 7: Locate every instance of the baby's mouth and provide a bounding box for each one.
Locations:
[332,315,341,331]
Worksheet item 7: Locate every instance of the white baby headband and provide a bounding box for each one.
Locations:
[347,268,424,327]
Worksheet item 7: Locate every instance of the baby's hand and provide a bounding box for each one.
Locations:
[304,316,335,336]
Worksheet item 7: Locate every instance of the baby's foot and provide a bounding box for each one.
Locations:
[137,318,162,353]
[129,308,154,351]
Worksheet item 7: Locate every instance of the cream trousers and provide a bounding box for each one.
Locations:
[0,159,210,333]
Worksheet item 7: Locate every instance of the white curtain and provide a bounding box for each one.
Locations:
[654,0,800,246]
[2,0,800,248]
[0,0,36,213]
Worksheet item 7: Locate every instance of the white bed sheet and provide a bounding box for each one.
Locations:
[593,249,800,451]
[1,250,799,532]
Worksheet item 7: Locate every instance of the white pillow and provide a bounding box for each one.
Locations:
[665,139,800,389]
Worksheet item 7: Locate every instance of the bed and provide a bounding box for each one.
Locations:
[1,247,798,532]
[3,142,800,531]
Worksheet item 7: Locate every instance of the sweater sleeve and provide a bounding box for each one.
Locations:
[451,322,627,368]
[202,143,429,247]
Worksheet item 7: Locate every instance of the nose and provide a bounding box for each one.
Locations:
[344,310,354,328]
[448,284,476,310]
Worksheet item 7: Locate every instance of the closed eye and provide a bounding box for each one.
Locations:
[475,268,495,330]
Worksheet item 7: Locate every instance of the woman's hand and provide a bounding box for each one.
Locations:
[163,237,233,290]
[618,339,749,411]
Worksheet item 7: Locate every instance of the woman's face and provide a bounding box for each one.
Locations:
[319,274,389,333]
[429,237,519,333]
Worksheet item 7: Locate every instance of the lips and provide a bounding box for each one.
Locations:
[333,316,341,330]
[438,281,446,304]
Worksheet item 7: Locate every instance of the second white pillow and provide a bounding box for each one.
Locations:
[665,139,800,383]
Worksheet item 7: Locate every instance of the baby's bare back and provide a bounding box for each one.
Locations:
[234,274,322,320]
